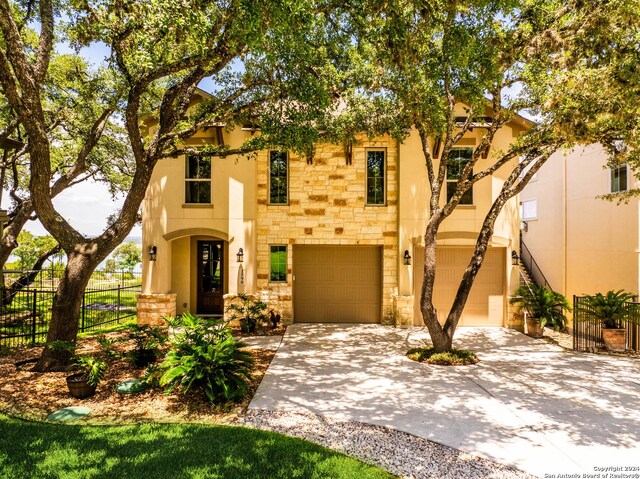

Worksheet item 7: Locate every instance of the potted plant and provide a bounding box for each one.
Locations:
[575,290,638,352]
[225,294,269,334]
[510,285,571,338]
[66,355,107,399]
[128,324,167,368]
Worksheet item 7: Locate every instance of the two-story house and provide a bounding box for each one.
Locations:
[137,92,531,328]
[520,144,639,303]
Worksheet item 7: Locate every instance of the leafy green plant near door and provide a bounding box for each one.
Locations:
[127,324,167,368]
[151,313,254,402]
[510,285,571,338]
[225,294,269,333]
[575,290,639,352]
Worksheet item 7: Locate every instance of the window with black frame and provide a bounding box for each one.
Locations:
[269,245,287,282]
[185,155,211,204]
[366,149,386,205]
[269,151,288,204]
[446,147,474,204]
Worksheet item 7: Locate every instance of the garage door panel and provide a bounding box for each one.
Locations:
[413,247,505,326]
[294,245,381,323]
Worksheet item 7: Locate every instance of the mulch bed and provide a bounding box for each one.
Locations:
[0,330,277,424]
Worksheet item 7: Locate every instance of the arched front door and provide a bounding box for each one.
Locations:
[197,240,225,314]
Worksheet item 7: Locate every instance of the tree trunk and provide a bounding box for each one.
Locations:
[420,221,453,351]
[33,253,95,372]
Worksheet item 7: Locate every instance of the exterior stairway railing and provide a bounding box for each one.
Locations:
[519,237,553,291]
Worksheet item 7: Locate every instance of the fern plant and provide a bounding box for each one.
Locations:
[575,290,639,329]
[510,285,571,331]
[156,313,254,402]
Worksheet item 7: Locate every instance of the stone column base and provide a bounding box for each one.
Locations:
[393,295,415,328]
[136,293,177,327]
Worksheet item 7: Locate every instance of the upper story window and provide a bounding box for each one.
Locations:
[185,155,211,204]
[446,147,474,204]
[611,164,628,193]
[521,198,537,220]
[366,149,386,205]
[269,151,288,204]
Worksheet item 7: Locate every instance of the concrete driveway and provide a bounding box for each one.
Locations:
[249,324,640,478]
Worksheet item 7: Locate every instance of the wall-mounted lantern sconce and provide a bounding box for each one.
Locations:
[511,250,519,266]
[403,250,412,266]
[149,245,157,262]
[236,248,244,263]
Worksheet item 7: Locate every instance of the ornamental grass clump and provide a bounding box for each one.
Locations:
[154,313,254,403]
[406,347,479,366]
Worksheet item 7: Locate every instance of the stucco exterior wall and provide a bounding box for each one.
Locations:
[521,144,640,305]
[255,135,399,324]
[398,115,524,324]
[140,126,258,315]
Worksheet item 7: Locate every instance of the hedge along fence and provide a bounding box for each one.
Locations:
[0,271,141,348]
[573,295,640,352]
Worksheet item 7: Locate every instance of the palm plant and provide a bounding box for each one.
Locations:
[575,290,638,329]
[510,285,571,331]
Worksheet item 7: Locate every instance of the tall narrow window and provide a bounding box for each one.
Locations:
[269,151,288,204]
[611,164,628,193]
[269,245,287,282]
[366,149,386,205]
[185,155,211,204]
[446,148,474,204]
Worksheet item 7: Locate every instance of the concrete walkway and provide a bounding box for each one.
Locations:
[249,324,640,478]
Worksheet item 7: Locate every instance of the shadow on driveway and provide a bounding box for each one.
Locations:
[250,324,640,477]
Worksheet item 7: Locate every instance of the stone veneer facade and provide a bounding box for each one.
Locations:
[255,136,399,325]
[136,293,177,327]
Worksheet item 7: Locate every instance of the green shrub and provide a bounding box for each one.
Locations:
[225,294,269,333]
[154,313,254,402]
[509,285,571,331]
[575,290,639,329]
[127,324,167,367]
[407,347,479,365]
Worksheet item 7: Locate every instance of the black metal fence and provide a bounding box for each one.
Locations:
[0,271,141,348]
[573,295,640,352]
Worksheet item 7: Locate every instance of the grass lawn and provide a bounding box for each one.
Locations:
[0,414,395,479]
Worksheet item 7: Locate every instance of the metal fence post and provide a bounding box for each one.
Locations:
[117,284,121,322]
[31,290,37,344]
[81,293,86,332]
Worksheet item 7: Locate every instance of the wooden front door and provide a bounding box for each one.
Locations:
[197,241,224,314]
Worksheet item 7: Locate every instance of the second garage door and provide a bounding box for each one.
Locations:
[293,245,382,323]
[413,247,505,326]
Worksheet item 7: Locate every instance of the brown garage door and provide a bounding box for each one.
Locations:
[293,245,382,323]
[413,247,505,326]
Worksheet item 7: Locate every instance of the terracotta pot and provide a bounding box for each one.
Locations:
[602,328,626,352]
[526,317,544,338]
[66,373,97,399]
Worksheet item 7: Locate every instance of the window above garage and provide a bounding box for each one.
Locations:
[366,149,386,205]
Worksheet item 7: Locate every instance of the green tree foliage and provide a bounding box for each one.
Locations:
[11,231,58,270]
[1,0,353,370]
[112,241,142,273]
[347,0,639,351]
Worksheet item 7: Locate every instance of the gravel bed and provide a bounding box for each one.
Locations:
[239,409,537,479]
